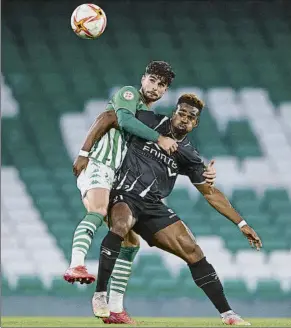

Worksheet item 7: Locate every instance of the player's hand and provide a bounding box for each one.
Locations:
[73,156,89,177]
[240,225,262,251]
[157,136,178,155]
[203,159,216,185]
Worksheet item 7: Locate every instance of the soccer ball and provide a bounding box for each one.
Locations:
[71,3,107,39]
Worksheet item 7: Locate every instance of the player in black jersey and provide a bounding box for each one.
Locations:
[93,94,262,325]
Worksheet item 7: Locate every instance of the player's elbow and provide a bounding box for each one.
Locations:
[196,182,215,197]
[203,192,215,203]
[103,110,118,128]
[116,109,131,130]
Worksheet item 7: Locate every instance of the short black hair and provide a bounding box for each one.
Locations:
[177,94,204,113]
[145,61,176,86]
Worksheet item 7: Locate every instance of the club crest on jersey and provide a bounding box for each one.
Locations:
[123,91,134,100]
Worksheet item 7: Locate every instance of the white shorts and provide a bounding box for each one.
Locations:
[77,159,115,198]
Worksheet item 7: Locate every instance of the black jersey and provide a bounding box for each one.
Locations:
[113,111,206,202]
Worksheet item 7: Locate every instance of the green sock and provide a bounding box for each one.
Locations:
[108,246,140,312]
[70,212,103,267]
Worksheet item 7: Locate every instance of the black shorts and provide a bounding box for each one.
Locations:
[109,191,180,246]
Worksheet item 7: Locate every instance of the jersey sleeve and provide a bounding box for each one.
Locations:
[113,86,140,115]
[178,145,206,185]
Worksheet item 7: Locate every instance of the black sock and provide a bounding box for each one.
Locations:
[95,231,124,292]
[189,257,231,314]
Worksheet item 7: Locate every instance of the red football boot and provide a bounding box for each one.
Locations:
[63,266,95,284]
[101,310,136,324]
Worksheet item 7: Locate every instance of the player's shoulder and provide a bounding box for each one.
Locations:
[136,111,168,128]
[116,85,140,101]
[179,137,203,161]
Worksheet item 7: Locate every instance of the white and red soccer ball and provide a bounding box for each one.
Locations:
[71,3,107,39]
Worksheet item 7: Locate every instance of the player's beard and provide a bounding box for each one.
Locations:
[142,88,161,103]
[171,123,188,140]
[176,123,187,134]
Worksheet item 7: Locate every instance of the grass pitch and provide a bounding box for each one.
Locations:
[2,317,291,327]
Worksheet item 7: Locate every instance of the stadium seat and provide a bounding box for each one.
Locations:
[254,279,287,301]
[49,277,80,297]
[223,279,250,300]
[16,276,46,296]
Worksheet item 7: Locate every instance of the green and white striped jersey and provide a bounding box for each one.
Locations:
[89,86,149,171]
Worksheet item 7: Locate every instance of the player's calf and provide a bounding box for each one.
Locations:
[189,257,231,314]
[107,230,140,314]
[153,221,233,317]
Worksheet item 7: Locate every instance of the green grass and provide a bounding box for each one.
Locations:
[1,317,291,327]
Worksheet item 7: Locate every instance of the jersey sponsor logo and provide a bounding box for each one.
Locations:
[167,167,177,177]
[123,91,134,100]
[142,143,178,170]
[101,247,112,256]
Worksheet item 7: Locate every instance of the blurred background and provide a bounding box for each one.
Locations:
[1,0,291,318]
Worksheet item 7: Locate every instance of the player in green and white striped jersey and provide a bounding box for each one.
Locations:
[64,62,177,317]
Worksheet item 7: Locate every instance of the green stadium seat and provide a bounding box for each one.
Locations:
[236,187,259,203]
[149,277,178,297]
[275,213,290,226]
[262,188,290,203]
[141,266,172,280]
[176,277,205,299]
[267,202,291,215]
[19,167,50,182]
[36,196,64,213]
[254,280,286,301]
[1,277,14,296]
[126,276,147,297]
[225,239,250,253]
[135,254,164,270]
[192,225,213,236]
[260,240,289,252]
[16,276,45,296]
[49,277,81,296]
[223,279,250,300]
[234,199,262,214]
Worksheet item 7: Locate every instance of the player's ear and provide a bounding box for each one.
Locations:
[193,116,200,128]
[141,75,145,84]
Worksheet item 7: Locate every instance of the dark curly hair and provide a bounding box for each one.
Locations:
[145,61,176,86]
[177,93,204,113]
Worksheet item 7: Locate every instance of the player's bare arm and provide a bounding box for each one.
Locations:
[195,183,262,250]
[73,110,118,177]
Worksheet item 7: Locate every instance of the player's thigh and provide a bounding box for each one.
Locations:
[152,220,204,264]
[85,188,110,216]
[122,230,140,248]
[109,201,137,237]
[77,160,114,216]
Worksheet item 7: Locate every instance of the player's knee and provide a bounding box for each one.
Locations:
[186,244,205,264]
[111,220,131,238]
[87,204,108,217]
